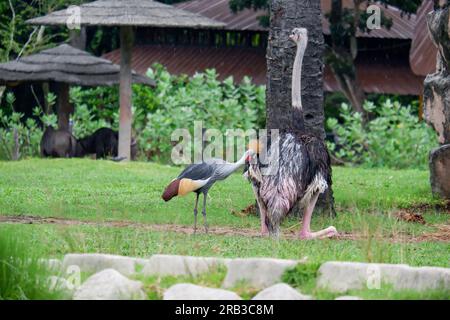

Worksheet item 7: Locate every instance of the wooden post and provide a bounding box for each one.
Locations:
[118,26,134,161]
[57,83,73,131]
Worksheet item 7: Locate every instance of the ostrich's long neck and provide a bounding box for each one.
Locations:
[292,40,307,110]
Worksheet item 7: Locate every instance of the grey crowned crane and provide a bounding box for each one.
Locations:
[245,28,338,239]
[162,148,257,233]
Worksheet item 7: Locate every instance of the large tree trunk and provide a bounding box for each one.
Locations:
[266,0,335,216]
[423,1,450,199]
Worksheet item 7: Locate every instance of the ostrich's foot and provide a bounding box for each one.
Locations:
[260,226,269,237]
[299,226,338,240]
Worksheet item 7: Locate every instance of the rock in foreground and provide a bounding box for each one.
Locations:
[73,269,145,300]
[164,284,241,300]
[252,283,312,300]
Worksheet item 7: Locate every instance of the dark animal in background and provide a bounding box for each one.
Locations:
[76,128,137,160]
[40,127,77,158]
[244,28,338,240]
[162,149,256,233]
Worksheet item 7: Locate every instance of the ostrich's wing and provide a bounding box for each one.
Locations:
[177,162,215,181]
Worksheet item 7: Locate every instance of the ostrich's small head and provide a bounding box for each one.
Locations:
[289,28,308,44]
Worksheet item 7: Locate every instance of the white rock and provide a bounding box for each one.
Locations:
[317,261,450,293]
[141,254,230,277]
[164,284,241,300]
[222,258,298,289]
[73,269,146,300]
[252,283,312,300]
[62,253,146,276]
[335,296,363,300]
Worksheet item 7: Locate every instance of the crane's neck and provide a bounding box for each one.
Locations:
[292,40,307,110]
[219,152,249,179]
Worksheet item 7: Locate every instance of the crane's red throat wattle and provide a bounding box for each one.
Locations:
[162,179,181,202]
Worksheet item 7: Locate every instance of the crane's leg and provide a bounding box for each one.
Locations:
[193,193,200,234]
[299,192,338,240]
[202,192,208,234]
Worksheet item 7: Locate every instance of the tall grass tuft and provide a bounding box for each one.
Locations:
[0,231,62,300]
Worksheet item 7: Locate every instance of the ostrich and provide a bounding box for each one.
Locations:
[245,28,338,239]
[162,148,256,233]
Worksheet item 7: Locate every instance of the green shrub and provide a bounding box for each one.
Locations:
[69,64,266,162]
[0,93,44,160]
[327,100,438,169]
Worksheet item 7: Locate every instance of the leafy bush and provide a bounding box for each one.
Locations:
[327,100,438,169]
[69,64,266,162]
[0,93,44,160]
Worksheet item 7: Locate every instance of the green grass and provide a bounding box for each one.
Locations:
[0,232,64,300]
[0,159,443,228]
[0,159,448,282]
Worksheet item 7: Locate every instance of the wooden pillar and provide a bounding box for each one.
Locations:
[57,83,73,131]
[118,26,134,161]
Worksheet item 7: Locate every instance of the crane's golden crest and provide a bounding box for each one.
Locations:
[248,139,263,154]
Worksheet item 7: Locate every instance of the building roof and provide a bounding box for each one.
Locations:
[27,0,225,29]
[0,44,155,87]
[103,45,424,95]
[410,0,438,76]
[176,0,416,39]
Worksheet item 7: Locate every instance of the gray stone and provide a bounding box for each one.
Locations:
[164,283,241,300]
[335,296,363,300]
[429,144,450,199]
[317,261,450,293]
[222,258,298,289]
[62,253,146,276]
[141,254,231,277]
[252,283,312,300]
[73,269,146,300]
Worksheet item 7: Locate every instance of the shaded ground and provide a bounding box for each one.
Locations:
[1,214,448,243]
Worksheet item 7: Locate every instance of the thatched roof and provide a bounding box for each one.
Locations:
[27,0,225,28]
[0,44,155,87]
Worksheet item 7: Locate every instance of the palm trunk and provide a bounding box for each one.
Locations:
[266,0,335,216]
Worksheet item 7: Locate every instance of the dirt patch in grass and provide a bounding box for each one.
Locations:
[0,215,448,243]
[395,210,426,225]
[413,225,450,242]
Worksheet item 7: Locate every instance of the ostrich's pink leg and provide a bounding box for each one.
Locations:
[299,193,338,240]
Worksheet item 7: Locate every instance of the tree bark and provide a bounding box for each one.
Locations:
[266,0,335,216]
[424,2,450,199]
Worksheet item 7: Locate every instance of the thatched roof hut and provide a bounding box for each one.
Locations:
[27,0,225,28]
[27,0,224,160]
[0,44,155,87]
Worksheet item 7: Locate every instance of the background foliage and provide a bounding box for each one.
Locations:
[327,100,437,169]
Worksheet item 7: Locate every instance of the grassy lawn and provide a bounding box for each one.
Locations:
[0,159,448,269]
